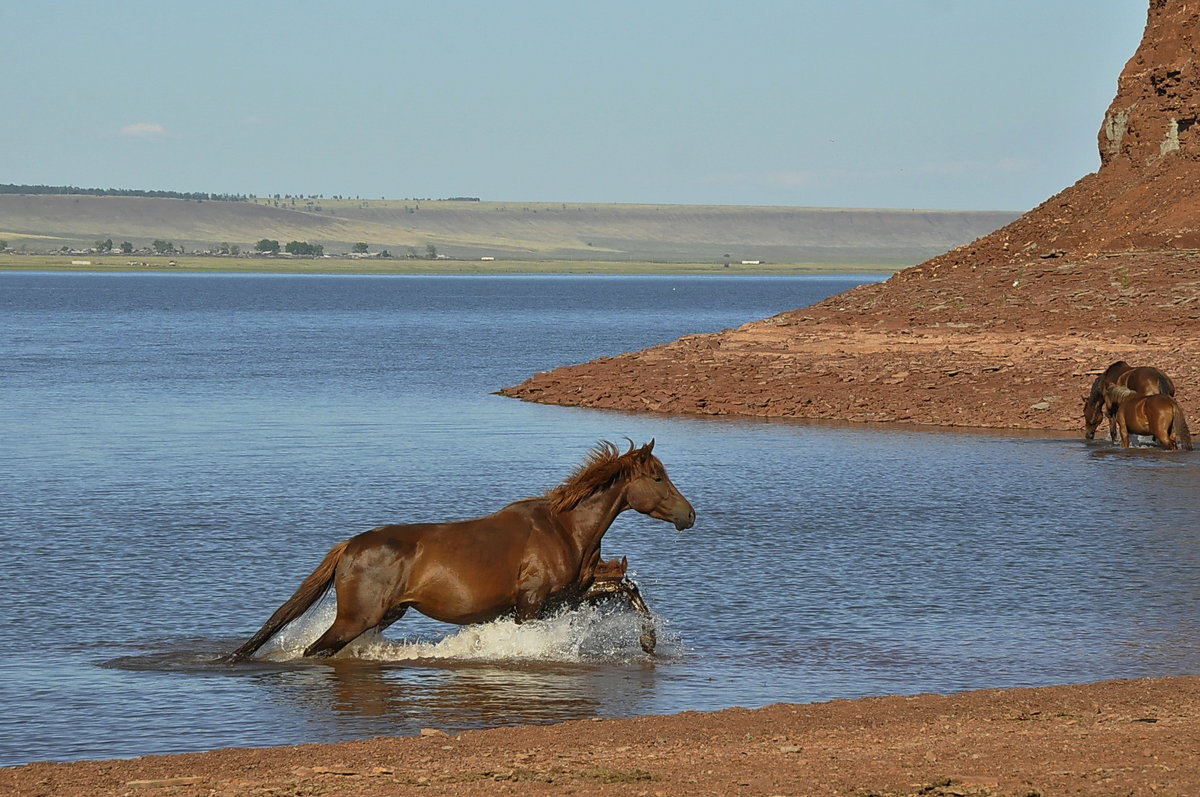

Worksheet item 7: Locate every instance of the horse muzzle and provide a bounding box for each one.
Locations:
[672,504,696,531]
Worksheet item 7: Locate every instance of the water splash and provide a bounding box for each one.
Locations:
[255,596,678,663]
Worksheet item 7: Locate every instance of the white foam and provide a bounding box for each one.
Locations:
[257,596,677,663]
[254,592,340,661]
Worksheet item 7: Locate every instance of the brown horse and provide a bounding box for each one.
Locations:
[223,440,694,662]
[583,555,656,653]
[1105,384,1193,450]
[1083,361,1176,440]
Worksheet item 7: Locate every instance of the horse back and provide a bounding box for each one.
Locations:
[1121,366,1175,397]
[345,501,579,624]
[1101,360,1132,382]
[348,500,573,581]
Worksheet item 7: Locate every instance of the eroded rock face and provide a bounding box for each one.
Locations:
[502,1,1200,434]
[1100,1,1200,171]
[920,1,1200,264]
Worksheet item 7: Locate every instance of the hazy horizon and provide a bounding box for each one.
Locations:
[3,2,1145,212]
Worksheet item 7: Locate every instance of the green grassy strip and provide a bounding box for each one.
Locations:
[0,253,899,275]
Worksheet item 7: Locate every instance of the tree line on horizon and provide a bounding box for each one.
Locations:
[1,185,484,203]
[0,184,250,202]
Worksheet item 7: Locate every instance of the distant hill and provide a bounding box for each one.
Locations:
[0,194,1019,265]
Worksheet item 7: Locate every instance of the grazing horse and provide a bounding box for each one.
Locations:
[1083,361,1176,440]
[223,440,694,662]
[1105,384,1193,450]
[583,555,657,653]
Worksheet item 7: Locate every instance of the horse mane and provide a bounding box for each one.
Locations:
[1105,383,1137,404]
[545,440,655,513]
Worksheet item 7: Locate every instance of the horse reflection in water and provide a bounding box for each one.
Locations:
[1083,360,1176,441]
[223,440,693,662]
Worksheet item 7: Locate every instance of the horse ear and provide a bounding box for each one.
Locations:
[642,439,655,454]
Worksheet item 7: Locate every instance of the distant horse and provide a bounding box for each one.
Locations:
[1105,384,1193,450]
[223,440,694,662]
[583,555,656,653]
[1083,361,1176,440]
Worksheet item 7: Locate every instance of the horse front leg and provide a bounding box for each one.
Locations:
[583,579,657,654]
[1116,414,1132,448]
[622,584,657,655]
[514,587,549,623]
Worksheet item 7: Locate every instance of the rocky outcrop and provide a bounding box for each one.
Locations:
[1100,0,1200,172]
[501,2,1200,434]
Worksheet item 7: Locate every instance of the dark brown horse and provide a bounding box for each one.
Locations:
[1083,361,1176,440]
[1105,384,1193,450]
[223,440,694,662]
[583,555,656,653]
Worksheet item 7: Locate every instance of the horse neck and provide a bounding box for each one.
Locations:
[556,480,630,556]
[1104,361,1131,381]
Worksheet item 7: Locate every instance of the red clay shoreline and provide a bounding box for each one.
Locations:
[498,250,1200,437]
[5,675,1200,796]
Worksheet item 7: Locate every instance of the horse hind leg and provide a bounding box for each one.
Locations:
[1151,416,1177,450]
[304,619,370,658]
[303,583,398,658]
[377,604,409,632]
[1115,413,1132,448]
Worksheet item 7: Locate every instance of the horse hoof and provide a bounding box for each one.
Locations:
[639,632,657,654]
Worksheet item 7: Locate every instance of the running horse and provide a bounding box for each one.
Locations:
[222,440,694,662]
[1083,361,1176,440]
[1105,384,1193,450]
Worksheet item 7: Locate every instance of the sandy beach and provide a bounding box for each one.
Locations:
[4,675,1199,796]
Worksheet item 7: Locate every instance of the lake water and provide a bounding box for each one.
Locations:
[2,271,1199,767]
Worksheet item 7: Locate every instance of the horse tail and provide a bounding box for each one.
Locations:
[1160,371,1176,397]
[1174,403,1193,451]
[221,539,352,663]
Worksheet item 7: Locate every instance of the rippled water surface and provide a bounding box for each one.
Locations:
[2,271,1198,766]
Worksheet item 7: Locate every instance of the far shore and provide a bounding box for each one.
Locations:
[0,253,899,276]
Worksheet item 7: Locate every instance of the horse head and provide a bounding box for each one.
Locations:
[593,555,629,583]
[1083,374,1107,439]
[1083,362,1135,440]
[1083,400,1104,439]
[624,440,696,531]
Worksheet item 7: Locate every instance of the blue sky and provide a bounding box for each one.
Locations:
[2,1,1146,211]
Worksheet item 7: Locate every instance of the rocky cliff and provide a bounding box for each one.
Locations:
[501,1,1200,434]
